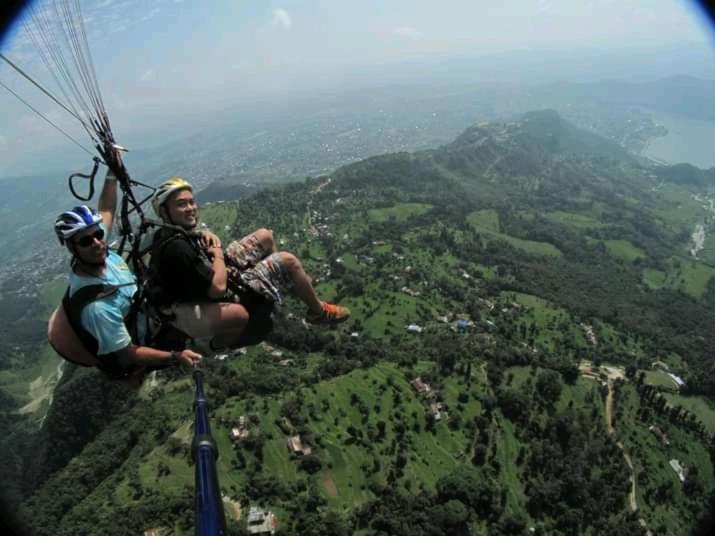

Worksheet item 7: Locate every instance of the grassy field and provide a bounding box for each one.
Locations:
[643,370,680,390]
[467,210,562,258]
[467,209,500,232]
[678,261,715,298]
[604,239,645,262]
[697,233,715,266]
[616,384,714,535]
[642,259,715,299]
[367,203,433,223]
[663,393,715,435]
[501,291,587,351]
[544,211,608,229]
[184,362,490,512]
[651,184,707,231]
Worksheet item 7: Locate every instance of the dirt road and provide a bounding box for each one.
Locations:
[602,375,652,535]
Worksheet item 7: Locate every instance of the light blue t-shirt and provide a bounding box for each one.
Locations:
[69,251,138,355]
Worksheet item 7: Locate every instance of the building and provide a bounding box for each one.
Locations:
[649,425,671,447]
[406,324,423,333]
[401,286,420,297]
[668,373,686,389]
[669,459,686,482]
[452,319,473,332]
[230,427,250,442]
[247,506,277,535]
[429,402,445,421]
[410,377,432,396]
[230,416,250,443]
[581,323,598,346]
[287,435,312,456]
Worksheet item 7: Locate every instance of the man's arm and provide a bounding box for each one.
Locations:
[97,168,117,234]
[207,246,227,299]
[200,230,228,299]
[81,301,202,368]
[97,150,123,235]
[115,344,201,368]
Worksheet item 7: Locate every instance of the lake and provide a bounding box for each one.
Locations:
[643,110,715,169]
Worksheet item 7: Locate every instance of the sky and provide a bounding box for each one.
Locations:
[0,0,714,176]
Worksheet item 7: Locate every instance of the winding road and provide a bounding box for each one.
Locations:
[603,375,652,534]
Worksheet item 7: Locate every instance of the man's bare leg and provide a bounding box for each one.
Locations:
[276,252,350,324]
[173,302,249,352]
[278,252,323,313]
[208,302,250,350]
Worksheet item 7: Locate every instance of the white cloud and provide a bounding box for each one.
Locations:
[393,26,420,38]
[537,0,553,13]
[139,8,160,23]
[139,68,154,81]
[271,8,292,29]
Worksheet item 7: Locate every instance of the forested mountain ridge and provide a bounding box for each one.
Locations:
[8,110,715,535]
[328,110,715,393]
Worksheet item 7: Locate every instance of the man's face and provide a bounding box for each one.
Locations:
[71,224,107,265]
[166,189,198,229]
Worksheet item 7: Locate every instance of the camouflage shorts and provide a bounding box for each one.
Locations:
[224,233,291,304]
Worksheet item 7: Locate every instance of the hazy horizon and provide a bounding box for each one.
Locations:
[1,0,714,177]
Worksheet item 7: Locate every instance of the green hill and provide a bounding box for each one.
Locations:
[6,110,715,535]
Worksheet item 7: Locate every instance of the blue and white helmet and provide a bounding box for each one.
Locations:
[54,205,102,245]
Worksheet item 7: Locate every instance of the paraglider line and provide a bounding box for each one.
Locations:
[0,52,95,135]
[0,77,95,156]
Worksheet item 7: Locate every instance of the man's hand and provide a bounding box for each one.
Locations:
[200,230,222,250]
[104,145,126,177]
[174,349,203,368]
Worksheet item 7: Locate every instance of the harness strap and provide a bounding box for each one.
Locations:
[62,282,140,379]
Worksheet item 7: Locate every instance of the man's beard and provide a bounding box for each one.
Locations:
[81,259,106,267]
[75,248,107,268]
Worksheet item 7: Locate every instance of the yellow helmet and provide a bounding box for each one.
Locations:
[152,176,193,219]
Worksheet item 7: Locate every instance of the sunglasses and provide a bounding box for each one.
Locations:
[75,228,105,248]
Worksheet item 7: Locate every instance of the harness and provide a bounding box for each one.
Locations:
[61,282,141,379]
[149,229,274,349]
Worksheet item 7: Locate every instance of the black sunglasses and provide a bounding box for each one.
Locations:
[75,228,105,247]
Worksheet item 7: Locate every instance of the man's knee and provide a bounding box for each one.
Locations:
[254,228,275,251]
[223,303,249,326]
[278,251,302,272]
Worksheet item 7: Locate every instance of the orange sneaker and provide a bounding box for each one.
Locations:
[306,301,351,325]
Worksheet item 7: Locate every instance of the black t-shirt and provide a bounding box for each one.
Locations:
[153,233,215,304]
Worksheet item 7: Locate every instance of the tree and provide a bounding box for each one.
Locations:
[430,499,469,534]
[472,444,488,466]
[497,389,530,425]
[536,370,563,405]
[437,466,503,518]
[299,454,323,474]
